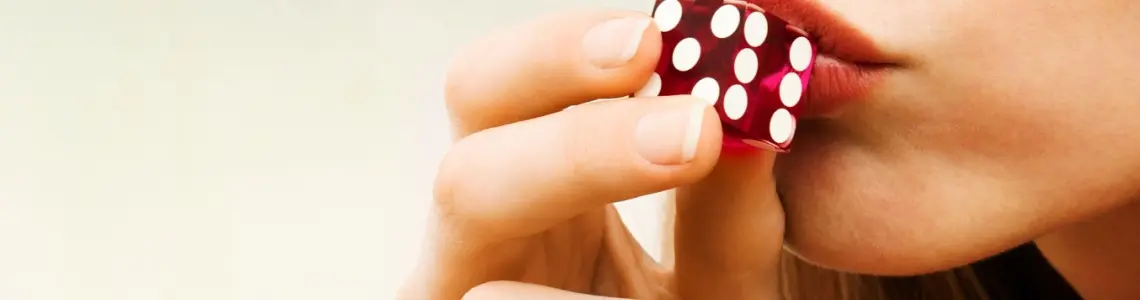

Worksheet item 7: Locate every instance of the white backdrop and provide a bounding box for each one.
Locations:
[0,0,666,299]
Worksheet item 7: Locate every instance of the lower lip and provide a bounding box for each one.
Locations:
[800,54,893,118]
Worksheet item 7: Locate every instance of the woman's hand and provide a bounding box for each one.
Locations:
[398,9,785,300]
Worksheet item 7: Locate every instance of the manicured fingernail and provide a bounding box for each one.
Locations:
[582,17,652,69]
[635,101,708,165]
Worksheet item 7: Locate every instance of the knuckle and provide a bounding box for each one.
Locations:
[442,36,512,133]
[432,136,478,220]
[442,44,477,114]
[443,31,503,114]
[431,131,505,233]
[432,132,524,238]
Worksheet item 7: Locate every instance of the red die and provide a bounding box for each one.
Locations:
[634,0,817,152]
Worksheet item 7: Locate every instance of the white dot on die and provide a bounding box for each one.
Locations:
[734,48,758,84]
[743,12,768,47]
[710,5,741,39]
[723,84,748,120]
[691,77,721,105]
[779,72,803,107]
[635,73,662,97]
[790,37,813,72]
[672,38,702,72]
[653,0,683,32]
[769,108,795,144]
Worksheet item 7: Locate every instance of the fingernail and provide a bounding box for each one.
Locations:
[582,17,652,69]
[635,101,708,165]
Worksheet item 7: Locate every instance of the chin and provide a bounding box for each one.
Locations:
[772,120,1029,276]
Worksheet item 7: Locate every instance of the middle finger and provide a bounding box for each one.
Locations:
[435,95,721,239]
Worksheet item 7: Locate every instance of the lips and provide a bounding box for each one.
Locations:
[748,0,900,118]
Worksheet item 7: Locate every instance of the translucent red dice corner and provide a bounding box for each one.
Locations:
[632,0,818,153]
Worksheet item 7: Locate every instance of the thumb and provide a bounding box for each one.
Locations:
[673,152,785,299]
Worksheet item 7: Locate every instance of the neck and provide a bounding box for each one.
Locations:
[1036,199,1140,299]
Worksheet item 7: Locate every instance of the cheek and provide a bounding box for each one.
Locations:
[910,0,1140,201]
[814,0,971,62]
[783,0,1140,274]
[916,0,1140,112]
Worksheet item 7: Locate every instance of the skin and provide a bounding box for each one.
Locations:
[399,1,1140,299]
[775,0,1140,291]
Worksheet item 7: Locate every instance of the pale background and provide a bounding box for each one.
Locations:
[0,0,667,299]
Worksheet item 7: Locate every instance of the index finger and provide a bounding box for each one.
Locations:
[444,9,662,138]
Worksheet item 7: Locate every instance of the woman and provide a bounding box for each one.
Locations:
[399,0,1140,299]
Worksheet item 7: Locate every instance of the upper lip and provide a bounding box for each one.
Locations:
[748,0,899,67]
